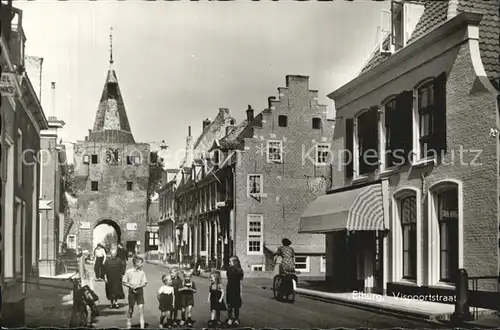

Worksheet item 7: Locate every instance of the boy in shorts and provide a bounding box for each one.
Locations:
[123,256,148,328]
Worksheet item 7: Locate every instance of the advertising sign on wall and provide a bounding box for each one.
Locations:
[0,73,16,96]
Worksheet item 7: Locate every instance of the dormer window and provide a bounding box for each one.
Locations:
[392,0,404,50]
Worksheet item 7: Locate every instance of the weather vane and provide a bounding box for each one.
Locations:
[109,26,114,66]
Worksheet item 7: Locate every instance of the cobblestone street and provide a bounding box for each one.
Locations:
[84,261,441,329]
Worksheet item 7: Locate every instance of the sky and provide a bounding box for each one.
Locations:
[16,0,389,167]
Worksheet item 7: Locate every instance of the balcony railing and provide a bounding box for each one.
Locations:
[468,276,500,319]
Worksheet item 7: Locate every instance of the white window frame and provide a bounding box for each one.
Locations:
[251,265,264,272]
[413,78,436,164]
[83,154,90,165]
[427,180,463,288]
[294,255,310,273]
[391,187,422,286]
[247,174,263,197]
[320,256,326,273]
[266,140,283,163]
[315,143,331,166]
[246,214,263,255]
[4,138,15,279]
[353,108,380,181]
[17,129,23,185]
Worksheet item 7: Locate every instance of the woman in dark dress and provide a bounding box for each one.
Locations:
[225,256,243,326]
[103,247,125,309]
[117,243,128,275]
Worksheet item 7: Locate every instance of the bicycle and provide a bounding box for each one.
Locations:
[273,270,300,303]
[67,268,99,327]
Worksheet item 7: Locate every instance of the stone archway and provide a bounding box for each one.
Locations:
[93,219,122,252]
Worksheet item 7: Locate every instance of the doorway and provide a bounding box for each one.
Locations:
[126,241,137,257]
[373,231,385,294]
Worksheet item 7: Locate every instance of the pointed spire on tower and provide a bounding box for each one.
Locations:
[109,26,114,67]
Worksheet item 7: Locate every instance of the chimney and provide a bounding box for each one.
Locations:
[246,105,254,122]
[447,0,458,19]
[51,82,56,117]
[188,126,191,137]
[203,118,211,130]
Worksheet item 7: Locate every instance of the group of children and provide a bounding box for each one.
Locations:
[123,255,244,329]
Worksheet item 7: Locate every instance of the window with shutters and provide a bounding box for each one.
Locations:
[345,119,354,179]
[356,108,379,176]
[384,91,413,168]
[416,73,447,160]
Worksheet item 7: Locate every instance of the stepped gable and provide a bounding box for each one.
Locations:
[359,0,499,90]
[88,69,135,143]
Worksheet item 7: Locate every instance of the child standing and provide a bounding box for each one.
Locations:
[225,256,244,326]
[122,256,148,329]
[170,267,182,326]
[207,271,226,326]
[157,274,175,328]
[179,271,197,326]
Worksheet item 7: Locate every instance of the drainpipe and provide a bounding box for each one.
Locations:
[231,164,236,258]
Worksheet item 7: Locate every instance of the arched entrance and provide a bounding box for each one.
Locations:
[93,219,121,252]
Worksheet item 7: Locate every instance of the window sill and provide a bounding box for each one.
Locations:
[393,279,418,286]
[410,157,436,170]
[429,282,455,289]
[247,252,263,256]
[352,175,370,184]
[378,166,402,178]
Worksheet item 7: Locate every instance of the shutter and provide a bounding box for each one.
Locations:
[400,91,414,163]
[394,91,413,164]
[345,119,354,179]
[432,72,447,153]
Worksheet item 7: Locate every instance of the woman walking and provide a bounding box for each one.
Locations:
[94,244,107,281]
[117,243,128,275]
[274,238,296,295]
[225,256,243,326]
[103,246,126,308]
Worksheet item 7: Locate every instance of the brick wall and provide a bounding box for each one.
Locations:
[69,142,150,252]
[329,41,499,289]
[234,75,334,277]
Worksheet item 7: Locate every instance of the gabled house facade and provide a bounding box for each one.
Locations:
[209,75,334,276]
[173,109,236,267]
[158,168,178,262]
[300,0,500,298]
[1,3,49,326]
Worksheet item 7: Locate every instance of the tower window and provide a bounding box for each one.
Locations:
[127,182,133,191]
[91,154,98,164]
[108,83,118,99]
[91,181,99,191]
[312,117,322,129]
[278,115,288,127]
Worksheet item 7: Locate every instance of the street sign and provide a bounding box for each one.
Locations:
[127,223,137,231]
[80,222,91,229]
[0,73,16,96]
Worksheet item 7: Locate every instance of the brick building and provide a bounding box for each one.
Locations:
[67,57,149,255]
[159,109,237,267]
[195,75,333,277]
[39,113,68,277]
[1,3,49,326]
[158,168,180,262]
[300,0,500,299]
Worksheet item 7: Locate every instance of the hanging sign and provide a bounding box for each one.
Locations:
[80,222,91,229]
[0,73,16,96]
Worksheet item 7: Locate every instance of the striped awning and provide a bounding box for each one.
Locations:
[299,183,385,233]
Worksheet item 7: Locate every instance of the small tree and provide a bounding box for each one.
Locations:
[148,151,164,209]
[103,231,118,252]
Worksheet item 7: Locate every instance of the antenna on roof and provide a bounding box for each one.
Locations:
[109,26,114,67]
